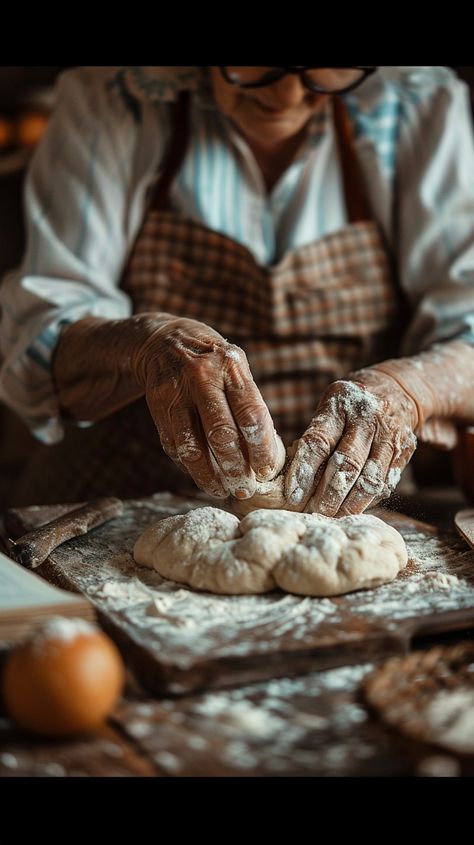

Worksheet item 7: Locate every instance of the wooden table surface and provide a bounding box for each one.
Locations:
[1,489,474,778]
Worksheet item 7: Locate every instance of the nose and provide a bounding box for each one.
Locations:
[260,74,309,108]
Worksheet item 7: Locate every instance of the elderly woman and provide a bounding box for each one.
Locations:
[1,66,474,514]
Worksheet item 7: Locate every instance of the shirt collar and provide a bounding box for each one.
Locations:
[213,97,332,164]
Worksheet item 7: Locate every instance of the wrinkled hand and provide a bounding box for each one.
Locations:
[134,317,284,500]
[53,319,474,510]
[284,370,419,517]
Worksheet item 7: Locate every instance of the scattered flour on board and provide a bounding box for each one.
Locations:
[40,763,66,777]
[422,572,465,589]
[145,659,474,772]
[145,662,377,774]
[50,494,474,670]
[424,687,474,753]
[123,589,339,668]
[191,696,288,738]
[90,577,155,606]
[416,755,461,777]
[154,751,183,773]
[0,753,18,769]
[348,529,474,626]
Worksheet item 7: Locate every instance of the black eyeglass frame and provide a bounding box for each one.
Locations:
[219,66,377,94]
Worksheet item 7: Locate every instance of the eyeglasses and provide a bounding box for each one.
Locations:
[220,67,377,95]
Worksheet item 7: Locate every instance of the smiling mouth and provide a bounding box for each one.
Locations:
[251,100,289,117]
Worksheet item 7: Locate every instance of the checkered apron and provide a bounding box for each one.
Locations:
[12,94,405,506]
[122,93,404,445]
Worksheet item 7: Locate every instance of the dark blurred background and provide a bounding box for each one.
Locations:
[0,68,74,508]
[0,67,71,275]
[0,66,66,107]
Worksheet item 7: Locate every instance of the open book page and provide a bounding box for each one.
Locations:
[0,550,94,644]
[0,550,87,611]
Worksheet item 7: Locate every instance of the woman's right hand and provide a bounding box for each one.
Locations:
[133,316,285,500]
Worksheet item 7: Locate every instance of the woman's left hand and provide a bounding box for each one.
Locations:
[284,369,419,516]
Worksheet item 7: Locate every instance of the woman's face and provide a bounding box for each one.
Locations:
[209,68,327,148]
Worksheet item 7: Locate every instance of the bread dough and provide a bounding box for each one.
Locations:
[133,507,408,597]
[228,433,289,517]
[231,474,292,516]
[229,436,298,516]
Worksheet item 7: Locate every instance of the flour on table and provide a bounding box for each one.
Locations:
[133,506,408,597]
[424,687,474,754]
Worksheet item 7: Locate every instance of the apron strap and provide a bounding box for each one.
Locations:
[332,96,371,223]
[149,89,371,222]
[148,90,191,211]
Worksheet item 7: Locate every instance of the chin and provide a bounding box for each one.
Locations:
[245,122,300,145]
[238,112,308,144]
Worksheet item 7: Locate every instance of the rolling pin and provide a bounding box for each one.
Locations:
[6,497,124,569]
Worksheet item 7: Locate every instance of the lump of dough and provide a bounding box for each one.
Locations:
[229,433,291,516]
[133,507,408,597]
[231,473,293,516]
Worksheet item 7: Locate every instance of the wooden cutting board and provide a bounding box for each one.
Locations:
[3,493,474,696]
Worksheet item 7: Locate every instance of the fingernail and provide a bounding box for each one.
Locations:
[235,488,252,500]
[256,465,274,481]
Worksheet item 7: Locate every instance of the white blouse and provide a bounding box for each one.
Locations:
[1,65,474,443]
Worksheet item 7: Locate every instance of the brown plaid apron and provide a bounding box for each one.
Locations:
[12,94,405,506]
